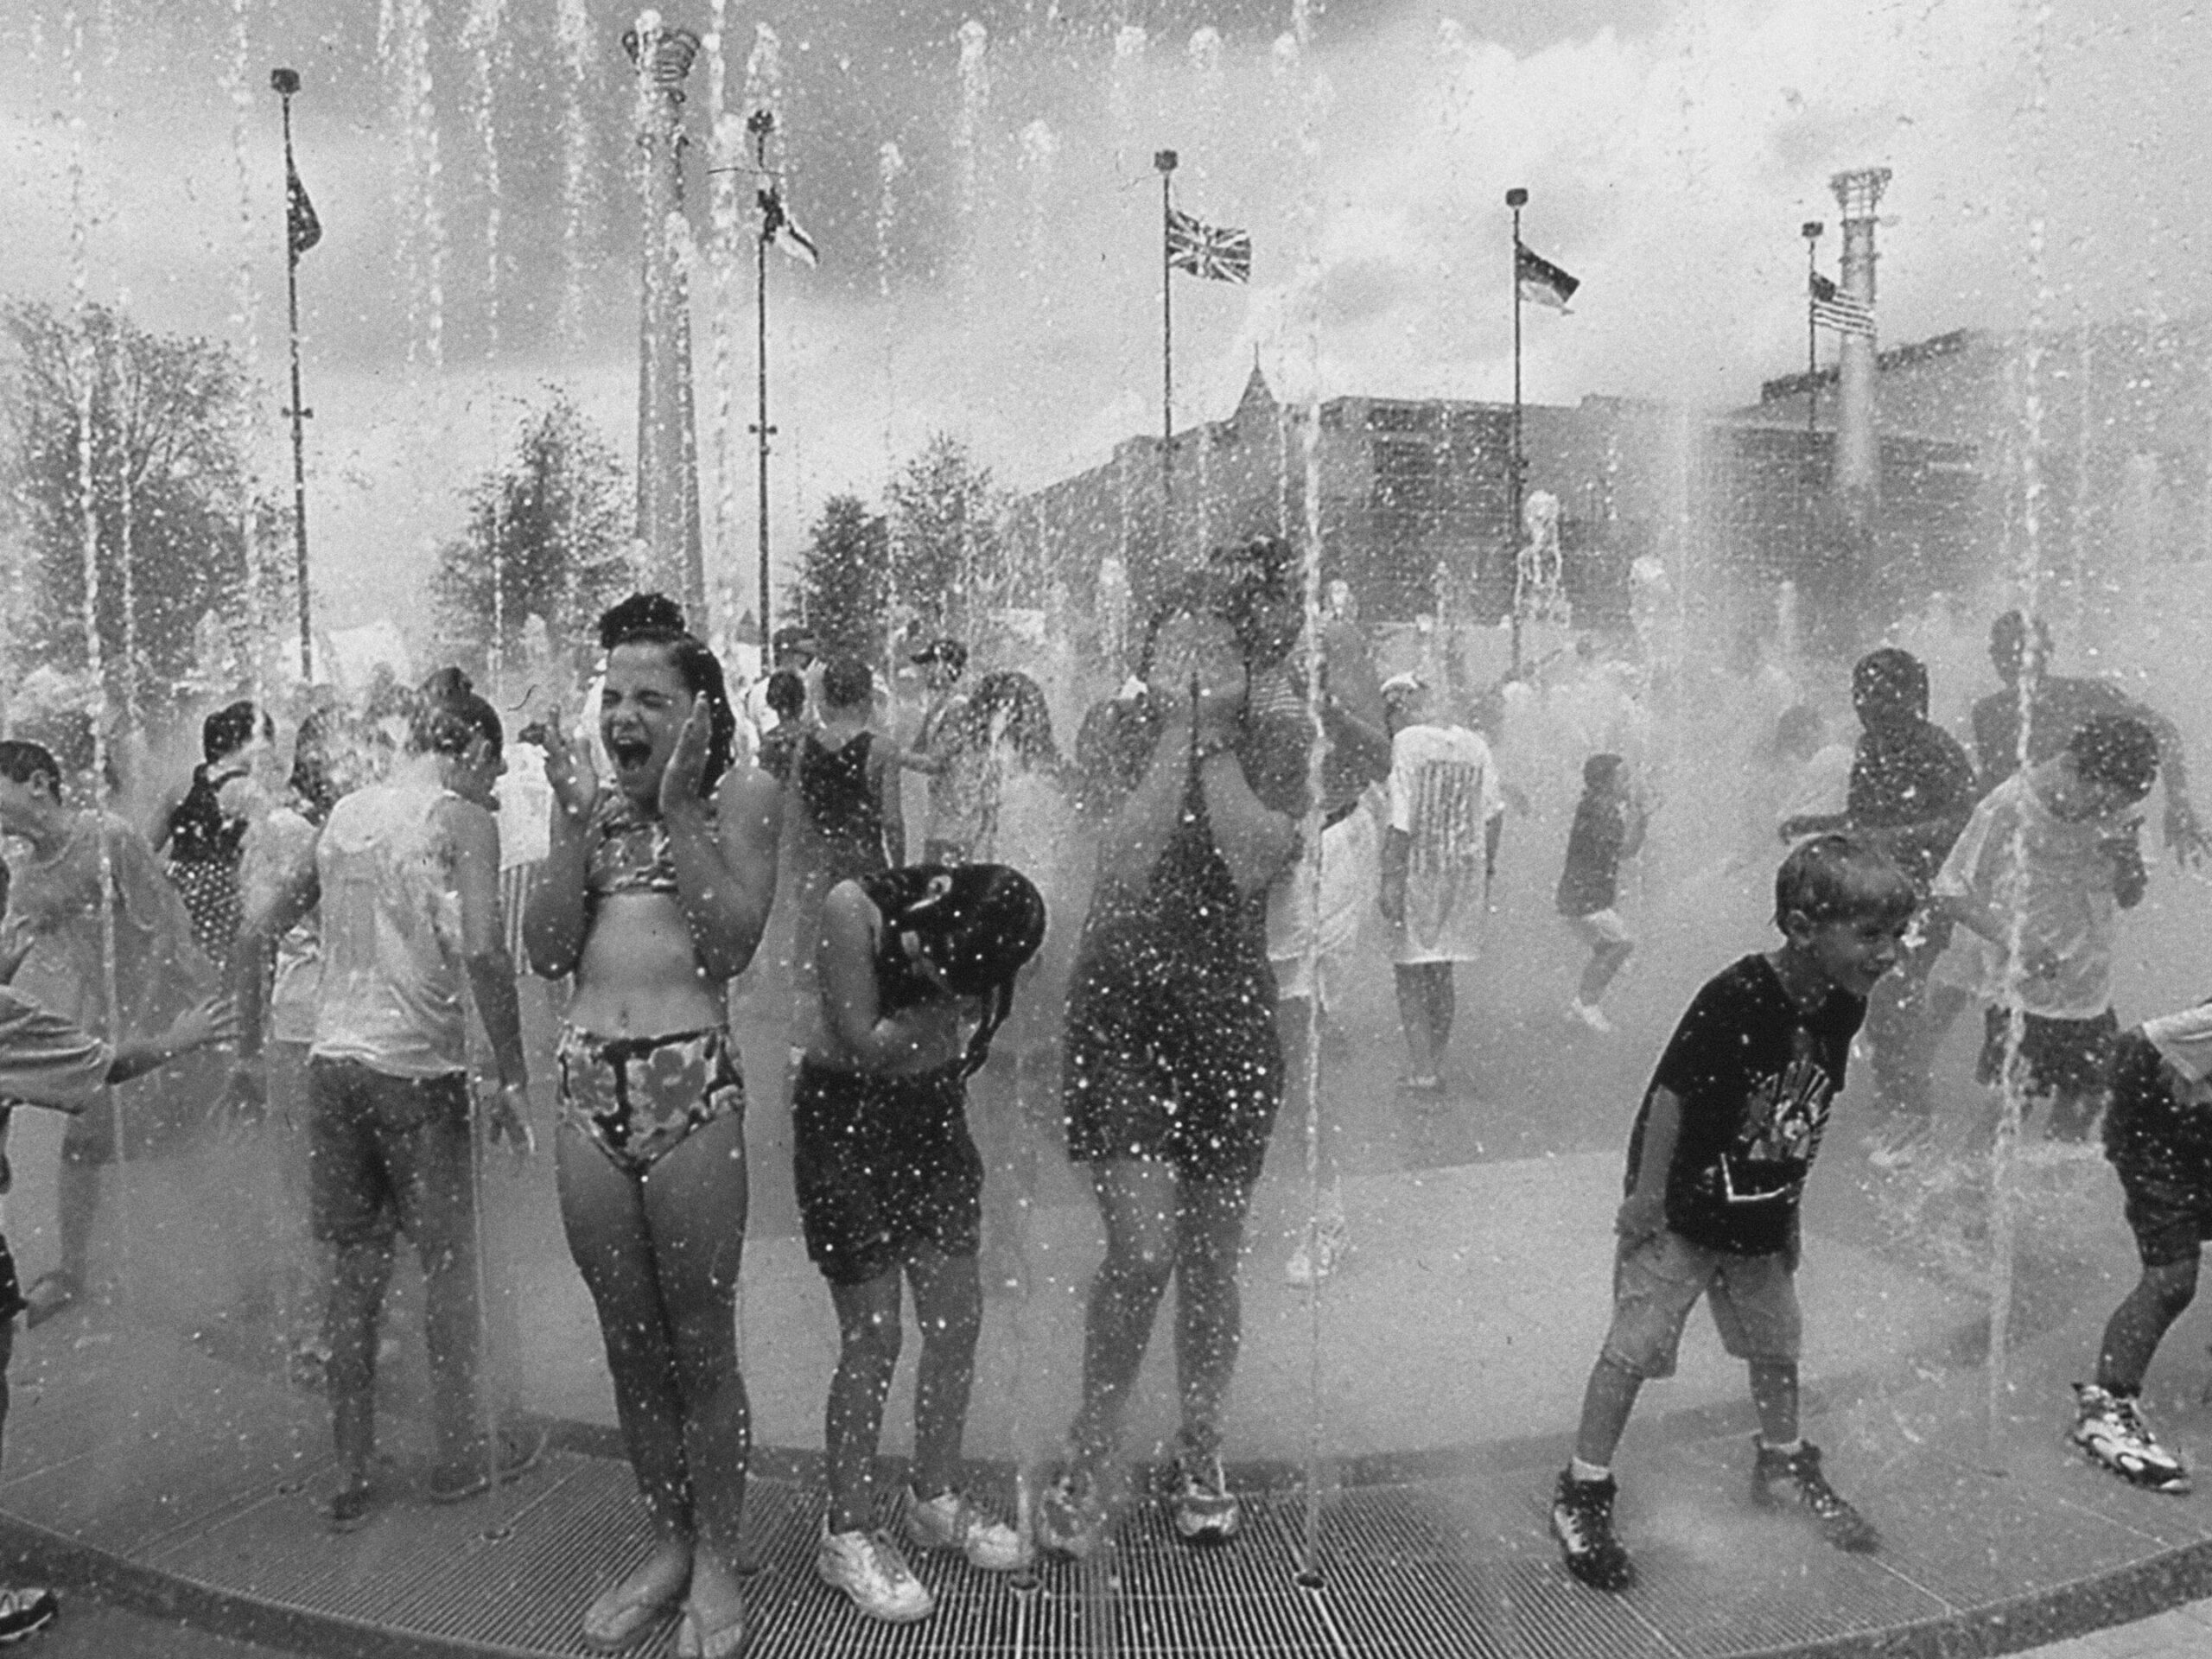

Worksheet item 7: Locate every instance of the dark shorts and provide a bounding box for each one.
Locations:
[306,1058,474,1251]
[2114,1160,2212,1268]
[1977,1005,2120,1102]
[1062,944,1283,1187]
[792,1060,982,1287]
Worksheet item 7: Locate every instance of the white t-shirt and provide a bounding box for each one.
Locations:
[1932,770,2137,1020]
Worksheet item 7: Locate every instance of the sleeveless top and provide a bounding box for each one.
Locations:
[168,763,250,865]
[311,779,469,1078]
[799,732,887,877]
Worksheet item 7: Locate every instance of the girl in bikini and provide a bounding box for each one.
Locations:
[523,594,783,1659]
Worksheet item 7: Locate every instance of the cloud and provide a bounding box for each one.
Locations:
[4,0,2207,648]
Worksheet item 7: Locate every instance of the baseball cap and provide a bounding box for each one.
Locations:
[771,624,819,654]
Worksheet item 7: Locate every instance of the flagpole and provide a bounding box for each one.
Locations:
[1156,149,1177,559]
[749,109,776,641]
[1506,186,1527,675]
[273,67,312,680]
[1802,219,1823,582]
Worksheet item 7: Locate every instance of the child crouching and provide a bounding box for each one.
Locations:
[1553,833,1911,1591]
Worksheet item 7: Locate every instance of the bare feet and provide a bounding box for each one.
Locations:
[582,1538,690,1653]
[678,1553,747,1659]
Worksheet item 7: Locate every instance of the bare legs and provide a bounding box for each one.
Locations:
[1573,1356,1799,1467]
[558,1114,750,1642]
[823,1243,984,1534]
[1070,1160,1255,1470]
[1577,938,1632,1010]
[1391,963,1457,1083]
[2097,1255,2199,1395]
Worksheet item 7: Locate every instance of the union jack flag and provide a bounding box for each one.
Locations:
[1166,207,1251,283]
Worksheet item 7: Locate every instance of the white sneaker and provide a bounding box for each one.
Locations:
[2072,1383,2190,1493]
[817,1523,934,1622]
[904,1486,1031,1572]
[1286,1207,1351,1287]
[1567,1000,1614,1035]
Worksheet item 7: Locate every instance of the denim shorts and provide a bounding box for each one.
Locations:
[1599,1227,1801,1380]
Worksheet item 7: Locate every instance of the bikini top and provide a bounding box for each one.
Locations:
[586,789,709,900]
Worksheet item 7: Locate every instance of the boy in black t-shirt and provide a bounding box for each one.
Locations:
[1552,834,1914,1592]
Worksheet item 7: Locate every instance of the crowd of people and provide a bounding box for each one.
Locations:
[0,569,2208,1647]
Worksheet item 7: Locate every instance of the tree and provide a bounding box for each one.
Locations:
[432,389,635,685]
[885,433,1016,639]
[797,494,890,663]
[2,301,256,727]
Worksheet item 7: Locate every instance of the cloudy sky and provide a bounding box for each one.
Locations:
[4,0,2207,647]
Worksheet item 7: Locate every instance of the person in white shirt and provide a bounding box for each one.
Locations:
[1932,714,2159,1142]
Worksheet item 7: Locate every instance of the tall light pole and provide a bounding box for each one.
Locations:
[271,67,314,679]
[748,106,776,641]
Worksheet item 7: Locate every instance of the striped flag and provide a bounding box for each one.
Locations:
[757,181,819,266]
[1516,242,1579,310]
[1167,207,1251,283]
[1810,272,1874,338]
[286,158,321,257]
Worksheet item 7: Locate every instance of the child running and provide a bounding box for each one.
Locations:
[2069,1000,2212,1493]
[1553,833,1908,1591]
[1558,753,1644,1035]
[795,862,1046,1624]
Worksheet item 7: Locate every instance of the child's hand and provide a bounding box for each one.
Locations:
[1614,1191,1665,1245]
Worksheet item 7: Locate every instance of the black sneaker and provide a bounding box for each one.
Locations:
[326,1471,377,1534]
[0,1586,57,1644]
[1751,1440,1878,1552]
[428,1423,549,1504]
[1550,1469,1634,1591]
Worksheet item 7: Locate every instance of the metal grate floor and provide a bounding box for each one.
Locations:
[6,1322,2212,1657]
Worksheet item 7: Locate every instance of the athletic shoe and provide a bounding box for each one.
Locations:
[905,1486,1031,1572]
[817,1524,932,1623]
[0,1586,58,1644]
[2072,1383,2190,1493]
[1550,1469,1634,1591]
[1166,1451,1241,1547]
[428,1423,549,1503]
[1035,1466,1110,1561]
[1750,1440,1878,1551]
[1567,1000,1614,1035]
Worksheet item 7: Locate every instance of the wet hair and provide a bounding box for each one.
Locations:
[598,592,737,793]
[764,669,807,723]
[410,667,504,760]
[880,864,1047,1078]
[968,670,1062,772]
[1773,833,1916,931]
[2070,714,2159,802]
[1852,646,1929,725]
[820,656,874,714]
[1772,704,1824,762]
[0,741,62,798]
[203,700,269,764]
[1582,752,1625,791]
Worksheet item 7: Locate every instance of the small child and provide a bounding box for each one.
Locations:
[797,862,1046,1624]
[2070,1001,2212,1493]
[1558,753,1645,1034]
[1552,834,1910,1591]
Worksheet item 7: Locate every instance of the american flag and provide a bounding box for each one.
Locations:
[286,158,321,257]
[1809,272,1875,338]
[1516,242,1579,310]
[1167,207,1251,283]
[758,181,820,267]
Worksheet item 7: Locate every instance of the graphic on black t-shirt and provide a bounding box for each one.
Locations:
[1719,1033,1835,1206]
[1624,954,1863,1256]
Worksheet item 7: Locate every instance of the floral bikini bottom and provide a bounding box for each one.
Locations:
[556,1024,745,1177]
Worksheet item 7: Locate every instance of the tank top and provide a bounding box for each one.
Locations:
[168,763,250,864]
[310,779,469,1078]
[799,731,887,877]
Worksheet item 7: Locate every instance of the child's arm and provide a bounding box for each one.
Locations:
[108,993,237,1085]
[819,881,947,1070]
[1616,1085,1682,1243]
